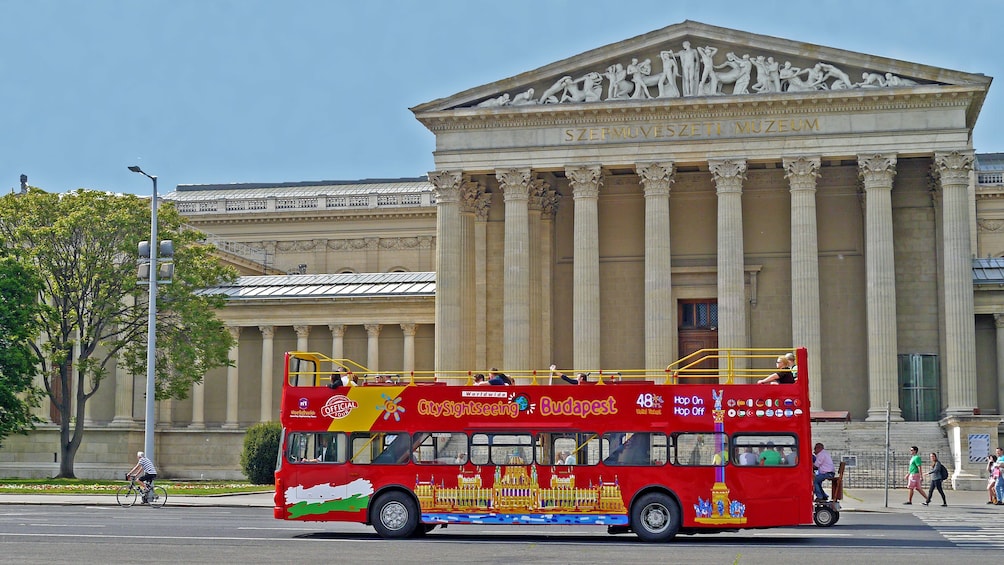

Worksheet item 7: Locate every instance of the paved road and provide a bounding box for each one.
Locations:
[0,488,1000,563]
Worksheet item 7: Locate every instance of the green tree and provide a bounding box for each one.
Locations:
[0,254,46,446]
[240,421,281,485]
[0,188,237,477]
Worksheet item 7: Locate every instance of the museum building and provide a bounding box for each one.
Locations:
[6,21,1004,484]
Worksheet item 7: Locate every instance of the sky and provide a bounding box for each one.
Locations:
[3,0,1003,196]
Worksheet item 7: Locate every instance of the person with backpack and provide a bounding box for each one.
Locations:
[922,452,949,507]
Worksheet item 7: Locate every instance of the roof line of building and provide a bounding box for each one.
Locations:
[175,176,431,192]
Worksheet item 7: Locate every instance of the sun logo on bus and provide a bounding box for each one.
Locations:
[376,393,406,422]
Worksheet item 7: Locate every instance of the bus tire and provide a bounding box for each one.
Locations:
[631,493,680,542]
[813,505,838,527]
[371,492,419,539]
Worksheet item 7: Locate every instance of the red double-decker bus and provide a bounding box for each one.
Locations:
[273,348,822,541]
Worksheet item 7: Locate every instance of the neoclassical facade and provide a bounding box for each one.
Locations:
[4,21,1004,480]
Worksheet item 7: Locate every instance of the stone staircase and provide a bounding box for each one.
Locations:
[810,421,953,489]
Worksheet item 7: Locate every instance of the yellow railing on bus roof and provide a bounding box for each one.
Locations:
[664,347,797,384]
[285,348,799,387]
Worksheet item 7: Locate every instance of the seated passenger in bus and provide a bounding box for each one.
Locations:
[782,447,798,466]
[564,451,577,465]
[738,447,758,465]
[473,373,487,385]
[759,442,783,465]
[758,356,796,385]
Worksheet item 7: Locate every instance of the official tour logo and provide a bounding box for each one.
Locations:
[322,395,358,419]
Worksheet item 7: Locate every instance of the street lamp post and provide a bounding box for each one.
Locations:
[128,165,158,459]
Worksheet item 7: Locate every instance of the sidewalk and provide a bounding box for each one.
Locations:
[0,488,994,511]
[0,491,274,507]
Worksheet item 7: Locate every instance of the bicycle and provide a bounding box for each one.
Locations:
[116,474,167,508]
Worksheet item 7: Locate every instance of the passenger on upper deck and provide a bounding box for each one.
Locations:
[757,356,796,385]
[488,368,512,386]
[327,367,348,388]
[472,373,488,386]
[550,364,588,385]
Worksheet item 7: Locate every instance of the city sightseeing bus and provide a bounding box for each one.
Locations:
[274,348,822,541]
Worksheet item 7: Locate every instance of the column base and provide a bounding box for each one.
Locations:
[108,417,136,428]
[188,422,206,430]
[221,423,240,430]
[865,407,903,422]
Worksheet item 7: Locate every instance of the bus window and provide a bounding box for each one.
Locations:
[732,434,798,466]
[470,433,533,465]
[674,433,729,466]
[539,432,601,465]
[285,432,346,463]
[413,432,469,464]
[603,432,667,466]
[352,432,411,465]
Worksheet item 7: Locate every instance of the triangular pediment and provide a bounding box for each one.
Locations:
[412,20,990,115]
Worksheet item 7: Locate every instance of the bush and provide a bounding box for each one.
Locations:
[240,422,282,485]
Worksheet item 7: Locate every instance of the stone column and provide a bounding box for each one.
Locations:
[294,324,310,353]
[783,156,823,408]
[637,161,676,372]
[540,185,561,373]
[473,191,492,369]
[365,324,382,372]
[459,179,482,370]
[528,178,550,371]
[259,325,275,422]
[995,314,1004,415]
[329,324,346,360]
[709,159,748,370]
[497,168,532,375]
[566,165,603,372]
[222,325,241,429]
[936,151,978,415]
[110,354,134,427]
[429,171,463,374]
[189,378,205,429]
[859,154,902,421]
[401,323,417,373]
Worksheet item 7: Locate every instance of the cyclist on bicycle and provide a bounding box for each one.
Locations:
[127,451,158,503]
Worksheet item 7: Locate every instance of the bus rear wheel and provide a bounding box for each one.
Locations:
[631,493,680,542]
[371,492,419,539]
[813,505,838,527]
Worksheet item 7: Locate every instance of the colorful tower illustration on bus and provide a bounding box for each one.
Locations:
[694,389,747,524]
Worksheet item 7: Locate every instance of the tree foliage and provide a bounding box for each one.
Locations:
[0,188,237,477]
[240,421,281,485]
[0,254,46,446]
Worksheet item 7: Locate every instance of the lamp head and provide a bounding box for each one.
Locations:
[128,165,143,173]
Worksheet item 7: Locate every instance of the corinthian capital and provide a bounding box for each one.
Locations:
[495,168,531,200]
[636,161,675,196]
[709,159,747,194]
[857,154,897,188]
[783,156,821,192]
[459,177,483,214]
[565,165,603,198]
[428,170,463,202]
[934,151,974,187]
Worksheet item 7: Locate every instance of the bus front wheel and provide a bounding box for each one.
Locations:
[631,493,681,542]
[371,492,419,539]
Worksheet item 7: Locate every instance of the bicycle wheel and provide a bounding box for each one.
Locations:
[148,486,167,508]
[116,485,137,508]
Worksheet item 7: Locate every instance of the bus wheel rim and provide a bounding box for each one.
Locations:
[381,501,409,530]
[642,503,670,533]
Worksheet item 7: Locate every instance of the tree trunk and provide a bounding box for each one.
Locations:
[55,359,84,478]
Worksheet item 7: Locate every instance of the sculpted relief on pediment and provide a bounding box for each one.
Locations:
[463,40,932,109]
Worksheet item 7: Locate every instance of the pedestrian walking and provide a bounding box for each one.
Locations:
[921,452,948,507]
[903,446,925,505]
